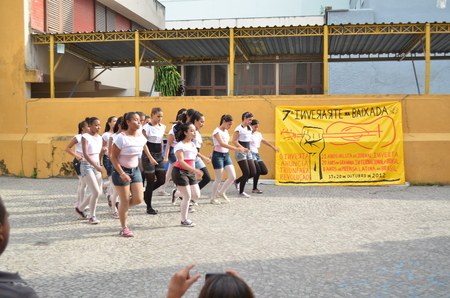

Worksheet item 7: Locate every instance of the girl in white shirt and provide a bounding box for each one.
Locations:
[210,114,247,204]
[250,119,279,194]
[110,112,150,237]
[101,116,117,204]
[65,120,89,213]
[172,123,203,227]
[141,107,165,215]
[232,112,256,198]
[77,117,104,224]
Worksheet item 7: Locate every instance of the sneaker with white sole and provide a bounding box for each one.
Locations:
[119,227,134,237]
[88,216,100,224]
[218,192,230,202]
[181,219,196,227]
[210,198,221,205]
[239,192,251,198]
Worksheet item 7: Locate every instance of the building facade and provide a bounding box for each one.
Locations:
[26,0,165,98]
[328,0,450,94]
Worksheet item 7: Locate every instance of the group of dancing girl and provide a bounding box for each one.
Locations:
[65,108,278,237]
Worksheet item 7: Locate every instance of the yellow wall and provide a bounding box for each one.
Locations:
[0,95,449,184]
[0,1,27,175]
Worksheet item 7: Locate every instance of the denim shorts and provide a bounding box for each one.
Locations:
[251,152,261,162]
[112,166,143,186]
[235,150,253,162]
[80,161,99,177]
[172,166,197,186]
[102,155,113,176]
[212,151,233,169]
[195,156,206,169]
[142,152,166,173]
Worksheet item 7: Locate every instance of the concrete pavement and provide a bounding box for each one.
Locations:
[0,176,449,297]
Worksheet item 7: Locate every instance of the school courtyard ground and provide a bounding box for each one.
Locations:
[0,176,449,297]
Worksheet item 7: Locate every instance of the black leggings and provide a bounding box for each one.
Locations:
[198,167,211,190]
[253,160,268,190]
[143,171,166,210]
[235,159,256,193]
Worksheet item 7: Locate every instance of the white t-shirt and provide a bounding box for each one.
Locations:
[75,134,83,154]
[173,141,198,161]
[212,127,230,153]
[193,130,203,149]
[143,123,166,143]
[250,131,263,153]
[234,124,253,142]
[114,132,147,168]
[81,133,103,164]
[102,132,111,156]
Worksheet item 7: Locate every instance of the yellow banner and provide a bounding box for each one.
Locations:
[275,102,405,185]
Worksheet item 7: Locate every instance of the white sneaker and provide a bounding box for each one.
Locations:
[239,192,251,198]
[181,219,196,227]
[210,198,221,205]
[218,192,230,202]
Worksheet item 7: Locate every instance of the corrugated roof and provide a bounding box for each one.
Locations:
[32,22,450,67]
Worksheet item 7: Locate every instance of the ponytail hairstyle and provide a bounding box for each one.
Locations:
[113,116,123,133]
[78,120,87,134]
[184,108,197,123]
[174,122,192,142]
[189,111,203,125]
[104,116,116,132]
[121,112,138,131]
[241,111,254,120]
[219,114,233,125]
[85,117,99,126]
[175,108,187,122]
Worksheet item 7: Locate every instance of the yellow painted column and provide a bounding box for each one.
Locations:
[229,28,235,96]
[425,23,431,94]
[323,25,329,95]
[135,31,140,97]
[50,35,55,98]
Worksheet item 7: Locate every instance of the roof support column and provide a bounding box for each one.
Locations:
[49,35,55,98]
[323,25,329,95]
[425,23,431,95]
[135,31,140,97]
[229,28,235,96]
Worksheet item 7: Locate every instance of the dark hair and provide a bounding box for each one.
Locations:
[151,107,162,115]
[77,121,87,134]
[0,196,6,226]
[219,114,233,125]
[175,108,187,122]
[250,119,259,126]
[104,116,116,132]
[190,111,204,124]
[241,112,253,120]
[85,117,99,126]
[174,122,192,142]
[121,112,138,131]
[113,116,123,133]
[198,274,255,298]
[136,111,146,118]
[184,108,197,122]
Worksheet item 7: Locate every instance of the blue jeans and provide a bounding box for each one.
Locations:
[112,166,143,186]
[212,151,233,169]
